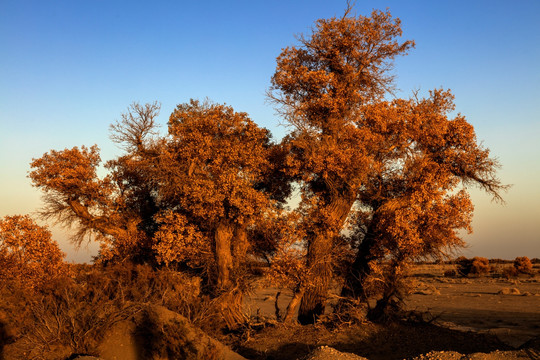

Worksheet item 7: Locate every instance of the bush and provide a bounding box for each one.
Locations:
[456,257,490,276]
[1,263,211,359]
[502,266,518,278]
[444,269,457,277]
[513,256,533,274]
[2,274,139,359]
[0,215,67,291]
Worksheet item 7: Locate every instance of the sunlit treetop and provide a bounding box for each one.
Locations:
[160,100,273,226]
[269,9,415,132]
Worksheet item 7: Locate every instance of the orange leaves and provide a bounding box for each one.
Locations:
[0,215,66,290]
[153,211,209,269]
[29,145,109,200]
[270,9,414,127]
[163,100,272,226]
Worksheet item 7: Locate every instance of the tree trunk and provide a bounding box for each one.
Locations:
[334,211,383,320]
[298,190,355,324]
[283,287,304,323]
[340,224,377,301]
[298,230,333,324]
[212,221,248,330]
[232,224,248,273]
[214,221,234,290]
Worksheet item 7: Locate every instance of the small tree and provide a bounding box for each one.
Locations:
[29,102,164,264]
[155,100,278,328]
[0,215,66,290]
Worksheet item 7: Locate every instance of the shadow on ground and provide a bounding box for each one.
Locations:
[234,321,512,360]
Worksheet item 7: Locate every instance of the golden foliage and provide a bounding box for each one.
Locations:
[162,100,272,225]
[153,211,209,269]
[24,6,508,326]
[514,256,533,274]
[268,7,506,322]
[0,215,66,290]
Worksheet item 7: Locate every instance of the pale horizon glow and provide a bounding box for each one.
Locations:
[1,1,539,262]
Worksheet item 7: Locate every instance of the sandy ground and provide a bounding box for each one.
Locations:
[405,264,540,348]
[244,264,540,350]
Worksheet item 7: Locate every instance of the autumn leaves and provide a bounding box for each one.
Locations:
[25,9,505,327]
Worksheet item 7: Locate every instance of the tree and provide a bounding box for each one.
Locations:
[339,90,506,319]
[269,8,414,324]
[153,100,277,328]
[513,256,533,274]
[28,99,284,328]
[269,8,505,323]
[29,102,163,264]
[0,215,66,290]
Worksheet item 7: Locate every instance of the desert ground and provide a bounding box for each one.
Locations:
[237,263,540,359]
[2,262,539,360]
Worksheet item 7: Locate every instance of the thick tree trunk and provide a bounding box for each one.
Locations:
[335,211,384,319]
[213,221,249,330]
[232,224,248,273]
[298,190,355,324]
[214,221,234,290]
[298,230,333,324]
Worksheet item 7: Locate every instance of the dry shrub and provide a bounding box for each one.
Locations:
[514,256,533,274]
[502,266,518,278]
[443,269,457,277]
[86,263,207,324]
[456,257,490,277]
[3,275,140,359]
[1,263,211,359]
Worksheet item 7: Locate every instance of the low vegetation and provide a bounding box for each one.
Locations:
[455,256,490,277]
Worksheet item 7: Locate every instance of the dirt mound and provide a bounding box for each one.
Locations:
[98,304,245,360]
[410,349,536,359]
[300,347,537,360]
[302,346,369,360]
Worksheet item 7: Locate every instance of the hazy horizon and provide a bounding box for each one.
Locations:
[1,1,539,262]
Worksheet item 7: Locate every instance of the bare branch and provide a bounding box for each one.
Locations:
[110,101,161,153]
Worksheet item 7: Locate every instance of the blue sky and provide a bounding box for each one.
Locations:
[1,0,539,262]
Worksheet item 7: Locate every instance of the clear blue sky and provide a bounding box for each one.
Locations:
[1,0,539,262]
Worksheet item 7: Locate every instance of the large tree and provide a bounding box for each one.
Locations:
[269,9,414,324]
[269,8,505,323]
[340,90,506,319]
